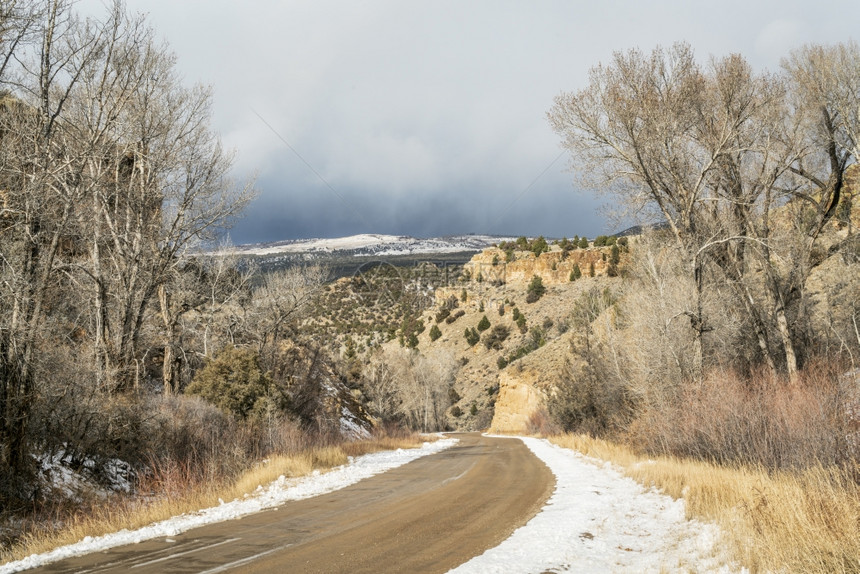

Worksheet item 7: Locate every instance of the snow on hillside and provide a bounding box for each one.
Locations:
[232,234,515,257]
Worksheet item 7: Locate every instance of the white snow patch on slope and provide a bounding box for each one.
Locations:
[231,234,516,257]
[449,436,740,574]
[1,438,457,574]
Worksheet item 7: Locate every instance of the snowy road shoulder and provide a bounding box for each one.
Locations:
[449,436,736,574]
[1,437,458,574]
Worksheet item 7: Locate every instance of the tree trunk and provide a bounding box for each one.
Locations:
[775,304,799,380]
[159,284,179,395]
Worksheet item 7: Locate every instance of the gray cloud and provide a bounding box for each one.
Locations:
[80,0,860,243]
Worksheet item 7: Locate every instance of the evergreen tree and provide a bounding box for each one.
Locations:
[531,235,549,255]
[526,275,546,303]
[429,324,442,342]
[464,327,480,346]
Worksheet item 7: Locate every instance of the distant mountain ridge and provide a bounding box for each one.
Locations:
[233,234,517,258]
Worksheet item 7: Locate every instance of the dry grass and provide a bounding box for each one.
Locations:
[1,433,428,565]
[551,433,860,573]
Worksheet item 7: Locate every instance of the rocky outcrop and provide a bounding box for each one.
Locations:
[488,335,573,434]
[489,368,546,433]
[465,246,620,287]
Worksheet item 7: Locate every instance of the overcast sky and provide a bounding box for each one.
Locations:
[80,0,860,244]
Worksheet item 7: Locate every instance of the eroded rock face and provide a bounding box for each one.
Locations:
[466,247,617,287]
[489,368,545,433]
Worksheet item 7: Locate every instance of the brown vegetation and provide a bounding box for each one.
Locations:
[1,427,429,564]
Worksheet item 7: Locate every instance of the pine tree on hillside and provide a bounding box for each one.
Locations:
[429,324,442,342]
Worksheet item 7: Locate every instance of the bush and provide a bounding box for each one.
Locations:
[516,314,527,333]
[629,363,852,470]
[512,307,521,321]
[185,346,278,422]
[446,309,466,324]
[429,324,442,342]
[477,315,491,332]
[578,237,589,248]
[529,325,546,347]
[588,262,595,277]
[498,303,505,316]
[435,308,451,323]
[483,324,511,350]
[497,356,509,369]
[464,327,480,346]
[450,405,462,417]
[606,262,618,277]
[549,360,632,436]
[570,263,582,281]
[526,275,545,303]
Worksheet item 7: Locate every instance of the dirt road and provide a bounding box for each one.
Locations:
[33,434,554,573]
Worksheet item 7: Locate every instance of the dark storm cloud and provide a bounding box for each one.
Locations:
[78,0,860,244]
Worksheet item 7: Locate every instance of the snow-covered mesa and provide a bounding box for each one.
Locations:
[230,233,515,257]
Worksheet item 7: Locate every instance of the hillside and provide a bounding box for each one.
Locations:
[364,239,629,432]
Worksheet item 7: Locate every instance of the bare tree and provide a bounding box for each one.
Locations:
[368,346,453,432]
[243,264,328,356]
[362,351,401,423]
[549,42,859,379]
[548,43,726,376]
[0,0,255,493]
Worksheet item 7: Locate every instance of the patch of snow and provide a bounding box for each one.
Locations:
[340,407,371,440]
[1,438,457,574]
[449,436,739,574]
[35,450,134,501]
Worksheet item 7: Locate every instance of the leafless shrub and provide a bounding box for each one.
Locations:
[526,408,560,436]
[549,358,634,438]
[629,360,854,470]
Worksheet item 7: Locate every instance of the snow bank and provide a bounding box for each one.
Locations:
[449,436,738,574]
[1,437,457,574]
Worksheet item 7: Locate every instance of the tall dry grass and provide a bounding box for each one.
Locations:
[0,431,427,565]
[551,434,860,573]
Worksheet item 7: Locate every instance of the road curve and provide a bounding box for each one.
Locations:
[33,433,555,574]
